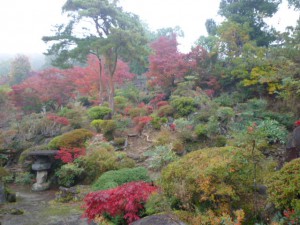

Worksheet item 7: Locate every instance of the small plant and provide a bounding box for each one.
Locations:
[92,167,151,191]
[15,172,35,185]
[83,181,158,224]
[90,120,116,140]
[144,145,178,171]
[55,163,84,187]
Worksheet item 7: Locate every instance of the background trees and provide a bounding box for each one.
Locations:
[43,0,148,113]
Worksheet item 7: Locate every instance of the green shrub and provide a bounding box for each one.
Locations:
[15,172,35,185]
[75,145,135,183]
[212,135,227,147]
[87,106,112,120]
[157,105,174,117]
[257,119,288,144]
[144,145,178,171]
[113,137,126,146]
[267,158,300,210]
[114,96,128,110]
[90,119,116,140]
[48,128,93,149]
[55,163,84,187]
[216,107,235,123]
[170,97,197,117]
[128,107,147,118]
[145,192,171,215]
[92,167,151,191]
[194,124,208,139]
[58,105,89,129]
[150,116,168,130]
[160,146,263,213]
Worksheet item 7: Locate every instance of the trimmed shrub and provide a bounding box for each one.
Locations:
[75,145,135,183]
[92,167,151,191]
[87,106,112,120]
[90,120,117,140]
[160,146,264,214]
[267,158,300,210]
[48,129,93,149]
[170,97,197,117]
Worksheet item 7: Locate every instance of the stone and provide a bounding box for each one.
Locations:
[55,186,79,202]
[6,192,16,202]
[32,162,51,171]
[36,171,48,184]
[32,182,50,191]
[131,214,186,225]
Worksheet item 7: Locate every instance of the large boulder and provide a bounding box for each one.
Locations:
[131,214,186,225]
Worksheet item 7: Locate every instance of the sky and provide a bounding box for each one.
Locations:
[0,0,299,55]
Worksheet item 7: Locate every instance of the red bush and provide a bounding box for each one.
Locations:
[294,120,300,127]
[55,147,86,163]
[150,93,166,107]
[156,101,169,108]
[47,114,70,126]
[83,181,158,224]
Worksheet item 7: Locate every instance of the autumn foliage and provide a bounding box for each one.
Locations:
[55,147,86,163]
[83,181,158,224]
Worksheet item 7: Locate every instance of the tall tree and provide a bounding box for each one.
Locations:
[146,34,189,97]
[9,55,31,85]
[218,0,281,46]
[43,0,148,113]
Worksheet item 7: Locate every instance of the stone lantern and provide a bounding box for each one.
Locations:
[28,150,58,191]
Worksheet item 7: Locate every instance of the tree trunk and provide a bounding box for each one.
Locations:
[98,57,105,105]
[108,75,115,114]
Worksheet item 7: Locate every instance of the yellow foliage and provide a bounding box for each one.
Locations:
[243,65,282,94]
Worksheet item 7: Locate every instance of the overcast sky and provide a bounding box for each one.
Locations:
[0,0,298,55]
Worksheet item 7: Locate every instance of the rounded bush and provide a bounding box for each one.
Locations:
[55,163,84,187]
[48,128,93,149]
[170,97,197,117]
[87,106,112,120]
[267,158,300,210]
[161,146,255,213]
[92,167,151,191]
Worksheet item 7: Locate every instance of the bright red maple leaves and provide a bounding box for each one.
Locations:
[83,181,158,224]
[146,35,189,90]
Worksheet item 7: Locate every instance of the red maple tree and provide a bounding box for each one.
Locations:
[146,35,189,95]
[83,181,158,224]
